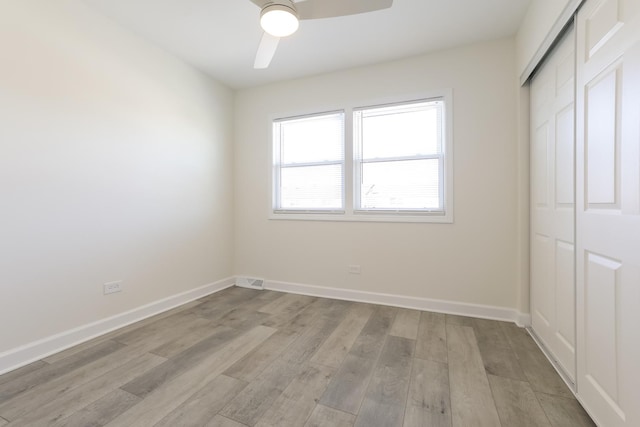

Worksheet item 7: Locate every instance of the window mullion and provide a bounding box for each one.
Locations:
[344,108,353,215]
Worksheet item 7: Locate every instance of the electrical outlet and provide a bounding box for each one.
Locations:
[103,280,122,295]
[348,265,361,274]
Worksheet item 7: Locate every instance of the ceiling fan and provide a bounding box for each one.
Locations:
[249,0,394,69]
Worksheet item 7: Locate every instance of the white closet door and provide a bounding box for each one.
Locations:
[576,0,640,426]
[530,26,576,383]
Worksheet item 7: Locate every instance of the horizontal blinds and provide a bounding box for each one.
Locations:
[354,99,444,211]
[274,111,344,211]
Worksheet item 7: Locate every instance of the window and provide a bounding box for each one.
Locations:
[272,111,345,212]
[271,92,452,222]
[354,99,445,213]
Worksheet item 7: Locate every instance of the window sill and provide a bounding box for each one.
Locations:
[269,211,453,223]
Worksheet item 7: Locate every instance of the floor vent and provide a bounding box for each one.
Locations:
[236,277,265,290]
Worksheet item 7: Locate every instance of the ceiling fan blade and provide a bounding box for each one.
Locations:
[249,0,269,8]
[296,0,393,20]
[254,32,280,69]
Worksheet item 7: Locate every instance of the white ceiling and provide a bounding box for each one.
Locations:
[85,0,531,89]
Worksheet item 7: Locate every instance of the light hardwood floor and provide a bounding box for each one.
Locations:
[0,287,596,426]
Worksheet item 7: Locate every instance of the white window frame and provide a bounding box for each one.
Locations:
[272,110,346,214]
[353,98,446,216]
[269,89,453,223]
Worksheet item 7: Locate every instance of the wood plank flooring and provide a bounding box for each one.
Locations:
[0,287,596,426]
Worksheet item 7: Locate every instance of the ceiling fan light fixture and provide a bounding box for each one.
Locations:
[260,3,299,37]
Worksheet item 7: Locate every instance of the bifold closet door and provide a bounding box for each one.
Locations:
[530,26,576,383]
[575,0,640,426]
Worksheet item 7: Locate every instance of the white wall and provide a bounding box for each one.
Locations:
[0,0,234,355]
[516,0,579,79]
[234,39,520,311]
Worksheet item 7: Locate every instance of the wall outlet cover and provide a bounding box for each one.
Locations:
[103,281,122,295]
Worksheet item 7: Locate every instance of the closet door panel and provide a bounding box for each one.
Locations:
[556,105,575,205]
[530,25,576,382]
[576,0,640,425]
[555,239,575,365]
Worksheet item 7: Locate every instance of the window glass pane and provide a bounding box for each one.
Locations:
[280,113,344,164]
[360,101,441,159]
[280,164,343,210]
[360,159,440,210]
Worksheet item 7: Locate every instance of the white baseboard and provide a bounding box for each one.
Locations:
[264,279,529,325]
[1,276,531,376]
[516,312,532,327]
[0,277,235,376]
[527,328,576,392]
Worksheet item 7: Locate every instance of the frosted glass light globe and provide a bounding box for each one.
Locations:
[261,4,299,37]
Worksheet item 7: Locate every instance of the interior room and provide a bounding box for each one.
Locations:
[1,0,638,426]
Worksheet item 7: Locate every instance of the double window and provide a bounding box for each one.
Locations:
[272,94,452,222]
